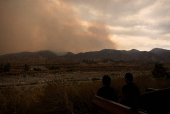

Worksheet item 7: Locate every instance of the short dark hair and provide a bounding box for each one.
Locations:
[125,73,133,81]
[102,75,111,86]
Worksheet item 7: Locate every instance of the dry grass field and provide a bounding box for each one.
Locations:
[0,63,170,114]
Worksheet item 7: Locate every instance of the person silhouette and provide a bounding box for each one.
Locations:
[120,73,140,106]
[97,75,118,102]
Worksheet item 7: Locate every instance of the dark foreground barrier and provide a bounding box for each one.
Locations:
[91,96,142,114]
[132,87,170,114]
[91,88,170,114]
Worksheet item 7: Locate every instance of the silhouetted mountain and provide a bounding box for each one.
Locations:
[53,52,68,56]
[72,49,134,61]
[0,48,169,62]
[122,49,163,61]
[65,52,75,57]
[63,49,163,61]
[150,48,170,60]
[0,50,57,60]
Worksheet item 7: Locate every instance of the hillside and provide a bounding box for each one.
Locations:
[150,48,170,60]
[0,48,169,62]
[64,48,165,61]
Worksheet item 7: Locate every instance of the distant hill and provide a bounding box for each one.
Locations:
[64,49,164,61]
[123,49,163,61]
[150,48,170,60]
[65,49,134,61]
[0,48,169,62]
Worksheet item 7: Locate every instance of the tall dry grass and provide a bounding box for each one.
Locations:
[0,75,170,114]
[0,86,42,114]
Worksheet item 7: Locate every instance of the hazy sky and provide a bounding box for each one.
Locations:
[0,0,170,55]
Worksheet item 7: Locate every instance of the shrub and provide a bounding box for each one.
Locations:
[92,78,100,81]
[24,64,29,71]
[3,63,11,72]
[0,64,3,72]
[152,63,167,78]
[33,68,41,71]
[49,66,60,70]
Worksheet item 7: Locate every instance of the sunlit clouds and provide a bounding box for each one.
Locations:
[0,0,170,55]
[69,0,170,51]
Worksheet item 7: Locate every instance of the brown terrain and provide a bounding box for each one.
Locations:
[0,48,170,113]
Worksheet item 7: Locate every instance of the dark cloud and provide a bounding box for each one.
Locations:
[0,0,117,55]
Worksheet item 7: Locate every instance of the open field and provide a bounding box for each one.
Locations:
[0,63,170,114]
[0,70,151,87]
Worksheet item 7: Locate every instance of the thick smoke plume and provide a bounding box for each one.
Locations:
[0,0,117,55]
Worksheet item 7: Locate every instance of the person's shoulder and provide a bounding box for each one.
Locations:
[131,82,139,87]
[110,87,116,91]
[98,87,105,92]
[97,87,106,96]
[122,83,128,89]
[123,83,134,90]
[98,86,115,92]
[100,86,106,89]
[106,86,116,90]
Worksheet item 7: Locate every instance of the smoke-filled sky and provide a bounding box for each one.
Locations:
[0,0,170,55]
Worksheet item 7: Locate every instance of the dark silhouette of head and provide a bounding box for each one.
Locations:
[102,75,111,86]
[125,73,133,83]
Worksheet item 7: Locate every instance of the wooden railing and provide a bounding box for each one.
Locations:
[91,96,146,114]
[91,87,170,114]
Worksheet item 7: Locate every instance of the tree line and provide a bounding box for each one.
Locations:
[0,62,169,79]
[0,63,61,72]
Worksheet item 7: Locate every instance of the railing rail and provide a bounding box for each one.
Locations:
[91,96,146,114]
[92,87,170,114]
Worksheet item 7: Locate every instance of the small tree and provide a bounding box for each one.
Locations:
[0,64,3,72]
[3,63,11,72]
[24,64,29,71]
[33,68,41,71]
[49,66,60,70]
[152,63,167,78]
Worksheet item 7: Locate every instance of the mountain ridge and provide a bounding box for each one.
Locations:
[0,48,169,62]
